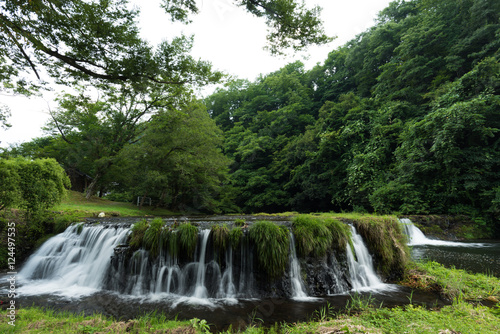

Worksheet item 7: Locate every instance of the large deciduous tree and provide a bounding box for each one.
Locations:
[115,101,231,212]
[0,0,331,94]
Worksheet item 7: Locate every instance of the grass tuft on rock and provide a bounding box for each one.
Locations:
[249,221,290,278]
[292,215,351,258]
[351,216,409,280]
[143,218,164,257]
[177,223,199,257]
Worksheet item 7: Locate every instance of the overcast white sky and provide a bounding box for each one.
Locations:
[0,0,393,148]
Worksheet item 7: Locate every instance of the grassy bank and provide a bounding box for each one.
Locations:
[53,190,177,218]
[0,308,196,334]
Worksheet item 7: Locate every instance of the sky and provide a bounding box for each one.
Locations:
[0,0,393,148]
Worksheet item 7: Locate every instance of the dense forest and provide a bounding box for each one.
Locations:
[1,0,499,233]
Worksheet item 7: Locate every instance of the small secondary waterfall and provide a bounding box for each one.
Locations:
[17,220,391,299]
[19,224,130,296]
[346,225,383,290]
[400,218,433,245]
[399,218,485,247]
[288,233,308,299]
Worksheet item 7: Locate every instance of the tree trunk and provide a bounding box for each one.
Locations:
[85,174,100,200]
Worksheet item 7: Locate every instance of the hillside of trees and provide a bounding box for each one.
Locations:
[2,0,499,233]
[205,0,500,231]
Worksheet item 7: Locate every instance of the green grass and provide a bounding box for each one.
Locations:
[292,215,352,257]
[402,261,500,302]
[53,190,176,218]
[249,221,290,278]
[0,307,194,334]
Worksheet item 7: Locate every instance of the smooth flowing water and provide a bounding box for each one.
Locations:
[400,218,500,277]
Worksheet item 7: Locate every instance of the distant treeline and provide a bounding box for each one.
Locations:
[3,0,499,233]
[205,0,500,230]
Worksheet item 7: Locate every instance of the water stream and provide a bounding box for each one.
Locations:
[400,218,500,277]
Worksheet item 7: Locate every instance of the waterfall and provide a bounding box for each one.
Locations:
[288,233,308,299]
[400,218,433,245]
[346,225,384,290]
[19,224,130,297]
[192,229,211,299]
[400,218,486,247]
[17,219,396,300]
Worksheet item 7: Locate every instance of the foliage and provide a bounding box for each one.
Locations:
[228,226,244,250]
[177,223,199,257]
[116,102,231,213]
[352,216,409,279]
[205,0,500,234]
[163,0,332,55]
[129,219,149,251]
[292,215,333,257]
[143,218,165,257]
[0,307,192,334]
[0,157,69,218]
[248,221,290,278]
[211,224,230,251]
[402,261,500,301]
[0,0,328,97]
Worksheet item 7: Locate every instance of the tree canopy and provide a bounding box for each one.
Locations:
[0,0,331,94]
[205,0,500,232]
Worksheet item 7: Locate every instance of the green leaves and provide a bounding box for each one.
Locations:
[0,157,69,218]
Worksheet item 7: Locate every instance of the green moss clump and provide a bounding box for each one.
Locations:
[234,218,246,227]
[177,223,198,257]
[292,215,351,258]
[129,219,149,251]
[352,216,409,279]
[161,227,178,258]
[292,215,332,257]
[249,221,290,278]
[143,218,164,257]
[211,224,230,250]
[228,227,243,250]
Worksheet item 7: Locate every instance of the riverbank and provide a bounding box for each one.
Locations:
[1,262,499,333]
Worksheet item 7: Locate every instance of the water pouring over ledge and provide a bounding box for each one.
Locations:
[400,218,487,247]
[16,218,394,301]
[400,218,500,277]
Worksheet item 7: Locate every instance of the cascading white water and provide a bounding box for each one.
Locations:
[17,220,395,301]
[346,225,384,290]
[288,233,308,299]
[400,218,485,247]
[400,218,435,245]
[18,224,130,297]
[192,229,211,299]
